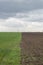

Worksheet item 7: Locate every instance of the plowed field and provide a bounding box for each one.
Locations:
[21,32,43,65]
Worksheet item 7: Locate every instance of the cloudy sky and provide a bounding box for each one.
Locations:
[0,0,43,32]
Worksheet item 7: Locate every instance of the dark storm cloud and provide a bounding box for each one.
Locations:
[0,0,43,18]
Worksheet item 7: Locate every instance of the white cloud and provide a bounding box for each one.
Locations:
[0,17,43,32]
[0,9,43,32]
[0,17,25,32]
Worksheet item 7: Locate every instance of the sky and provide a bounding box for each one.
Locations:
[0,0,43,32]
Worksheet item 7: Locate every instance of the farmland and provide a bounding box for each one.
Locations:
[0,32,21,65]
[21,32,43,65]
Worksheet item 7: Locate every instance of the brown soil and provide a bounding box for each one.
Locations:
[21,32,43,65]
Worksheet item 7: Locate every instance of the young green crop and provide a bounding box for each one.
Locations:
[0,32,21,65]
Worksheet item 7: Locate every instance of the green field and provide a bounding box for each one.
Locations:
[0,32,21,65]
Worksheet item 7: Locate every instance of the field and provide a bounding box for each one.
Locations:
[0,32,21,65]
[0,32,43,65]
[21,32,43,65]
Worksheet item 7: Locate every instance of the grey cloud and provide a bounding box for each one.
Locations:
[14,9,43,22]
[0,0,43,18]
